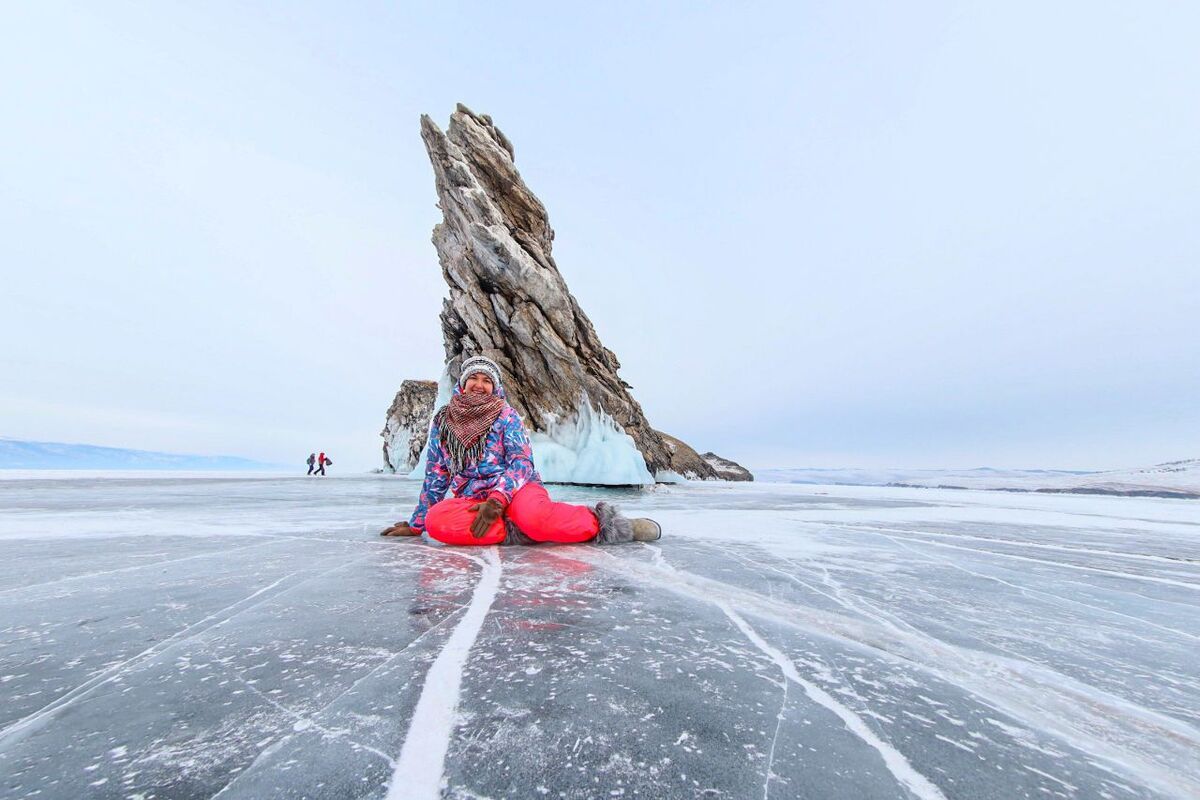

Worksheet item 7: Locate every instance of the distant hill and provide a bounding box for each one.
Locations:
[1057,459,1200,498]
[758,461,1199,499]
[755,466,1091,488]
[0,438,282,471]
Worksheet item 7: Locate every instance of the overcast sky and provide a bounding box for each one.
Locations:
[2,1,1197,472]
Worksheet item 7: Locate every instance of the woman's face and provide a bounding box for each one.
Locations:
[463,372,495,395]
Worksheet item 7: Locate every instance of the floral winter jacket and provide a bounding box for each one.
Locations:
[408,384,542,531]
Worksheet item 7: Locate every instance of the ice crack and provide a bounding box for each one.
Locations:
[385,548,502,799]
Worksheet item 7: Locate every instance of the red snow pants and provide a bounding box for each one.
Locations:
[425,483,599,546]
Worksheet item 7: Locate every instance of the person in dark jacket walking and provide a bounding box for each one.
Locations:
[306,453,316,475]
[379,355,661,545]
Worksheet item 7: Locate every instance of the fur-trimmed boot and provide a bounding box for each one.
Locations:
[594,502,663,543]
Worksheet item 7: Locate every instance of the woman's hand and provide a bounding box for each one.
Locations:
[380,522,419,537]
[467,498,504,538]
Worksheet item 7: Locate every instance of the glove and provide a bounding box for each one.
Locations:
[467,498,504,538]
[380,522,419,537]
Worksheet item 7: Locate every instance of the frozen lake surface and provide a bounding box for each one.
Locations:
[1,474,1198,799]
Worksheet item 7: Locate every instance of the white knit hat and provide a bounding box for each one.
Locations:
[459,355,502,390]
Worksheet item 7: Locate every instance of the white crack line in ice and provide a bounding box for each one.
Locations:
[762,663,788,800]
[881,531,1200,645]
[569,547,1200,799]
[0,556,370,752]
[720,545,1170,763]
[204,605,470,794]
[209,735,291,800]
[818,522,1200,592]
[0,570,301,750]
[721,601,949,800]
[310,609,464,715]
[208,609,462,800]
[379,537,488,569]
[892,495,1200,531]
[0,538,284,597]
[643,543,944,798]
[385,547,501,800]
[847,525,1200,568]
[723,548,940,656]
[232,675,396,767]
[210,603,470,796]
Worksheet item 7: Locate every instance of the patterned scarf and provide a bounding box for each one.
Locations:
[436,391,506,471]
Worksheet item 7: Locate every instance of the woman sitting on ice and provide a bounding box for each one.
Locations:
[380,355,661,545]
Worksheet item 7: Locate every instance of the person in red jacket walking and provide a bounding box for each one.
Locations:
[380,355,660,545]
[314,452,330,476]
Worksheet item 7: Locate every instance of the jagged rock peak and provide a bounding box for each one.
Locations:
[454,103,513,159]
[408,105,752,484]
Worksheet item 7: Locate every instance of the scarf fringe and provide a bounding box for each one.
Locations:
[435,404,499,472]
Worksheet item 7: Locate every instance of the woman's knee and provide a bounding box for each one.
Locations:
[425,499,469,539]
[427,498,506,546]
[506,484,550,531]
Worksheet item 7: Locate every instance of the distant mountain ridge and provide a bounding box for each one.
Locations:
[0,438,281,471]
[759,460,1200,499]
[756,466,1091,487]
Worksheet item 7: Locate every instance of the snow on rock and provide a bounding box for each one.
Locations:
[405,370,455,480]
[657,431,753,482]
[1068,458,1200,497]
[701,451,754,481]
[381,380,439,473]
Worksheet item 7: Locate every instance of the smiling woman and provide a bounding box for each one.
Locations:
[462,371,494,395]
[380,356,663,545]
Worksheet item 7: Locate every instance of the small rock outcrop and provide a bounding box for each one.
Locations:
[385,104,752,484]
[701,452,755,482]
[381,380,438,473]
[656,432,754,482]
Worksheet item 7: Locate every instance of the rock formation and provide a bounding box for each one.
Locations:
[383,104,751,484]
[380,379,438,473]
[658,432,754,482]
[701,452,755,482]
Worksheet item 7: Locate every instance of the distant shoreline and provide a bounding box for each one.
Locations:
[0,437,285,471]
[880,482,1200,500]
